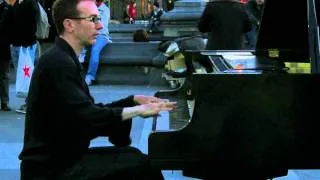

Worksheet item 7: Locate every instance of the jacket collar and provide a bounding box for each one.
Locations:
[55,37,83,71]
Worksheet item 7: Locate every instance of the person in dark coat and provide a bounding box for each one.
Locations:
[198,0,252,50]
[11,0,39,114]
[245,0,265,49]
[0,0,13,111]
[39,0,58,42]
[11,0,38,53]
[148,1,164,33]
[18,0,176,179]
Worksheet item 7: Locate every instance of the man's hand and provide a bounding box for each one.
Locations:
[134,95,169,105]
[121,101,176,120]
[139,101,177,118]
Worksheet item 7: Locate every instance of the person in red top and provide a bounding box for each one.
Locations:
[126,0,137,24]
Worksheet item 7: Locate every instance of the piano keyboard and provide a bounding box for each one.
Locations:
[188,99,195,118]
[169,97,195,130]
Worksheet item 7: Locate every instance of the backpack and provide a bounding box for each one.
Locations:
[35,2,50,39]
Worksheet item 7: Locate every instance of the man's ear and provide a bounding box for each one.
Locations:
[63,19,75,33]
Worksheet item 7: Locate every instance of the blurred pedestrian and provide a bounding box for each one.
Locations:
[126,0,137,24]
[10,0,38,114]
[148,1,164,33]
[0,0,13,111]
[198,0,252,50]
[245,0,264,49]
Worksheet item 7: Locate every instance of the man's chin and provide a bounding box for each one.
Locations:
[84,39,96,46]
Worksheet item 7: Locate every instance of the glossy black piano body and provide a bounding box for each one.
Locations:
[148,0,320,179]
[149,73,320,179]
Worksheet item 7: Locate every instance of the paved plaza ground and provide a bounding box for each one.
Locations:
[0,83,319,179]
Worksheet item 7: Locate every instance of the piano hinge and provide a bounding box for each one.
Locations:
[268,49,280,58]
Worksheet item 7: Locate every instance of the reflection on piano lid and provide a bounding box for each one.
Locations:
[148,73,320,179]
[308,0,320,73]
[203,51,289,73]
[202,50,254,57]
[255,0,309,62]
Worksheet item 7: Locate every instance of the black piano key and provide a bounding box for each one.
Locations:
[168,96,190,130]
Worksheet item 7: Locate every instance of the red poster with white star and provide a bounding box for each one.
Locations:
[15,47,34,98]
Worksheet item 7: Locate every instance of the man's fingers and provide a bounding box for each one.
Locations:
[162,99,170,103]
[160,101,177,110]
[149,97,164,103]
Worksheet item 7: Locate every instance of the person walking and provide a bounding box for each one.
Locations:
[148,1,164,33]
[197,0,252,72]
[10,0,38,114]
[126,0,137,24]
[198,0,252,50]
[0,0,13,111]
[245,0,265,49]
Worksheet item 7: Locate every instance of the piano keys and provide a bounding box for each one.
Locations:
[152,78,193,131]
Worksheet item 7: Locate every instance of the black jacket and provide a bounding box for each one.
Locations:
[150,8,163,22]
[39,0,58,42]
[246,0,263,26]
[0,0,13,61]
[198,0,252,50]
[19,38,136,175]
[11,0,38,47]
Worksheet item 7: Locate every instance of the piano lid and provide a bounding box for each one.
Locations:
[255,0,309,62]
[315,0,320,22]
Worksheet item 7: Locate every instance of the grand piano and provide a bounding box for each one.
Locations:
[148,0,320,179]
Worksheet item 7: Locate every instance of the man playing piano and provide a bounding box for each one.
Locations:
[18,0,176,179]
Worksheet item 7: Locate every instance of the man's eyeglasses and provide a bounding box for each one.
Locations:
[68,16,101,24]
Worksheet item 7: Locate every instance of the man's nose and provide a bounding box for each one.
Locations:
[96,22,103,30]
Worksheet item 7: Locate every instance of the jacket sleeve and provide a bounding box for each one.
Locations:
[47,65,125,135]
[0,2,13,49]
[242,5,252,33]
[156,9,163,20]
[198,4,211,33]
[102,95,136,108]
[0,2,12,34]
[95,95,136,108]
[0,3,6,33]
[15,0,38,46]
[246,1,259,25]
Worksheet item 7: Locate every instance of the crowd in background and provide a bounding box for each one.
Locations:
[0,0,264,113]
